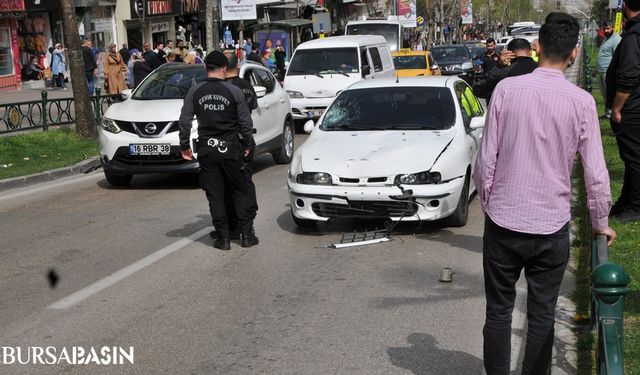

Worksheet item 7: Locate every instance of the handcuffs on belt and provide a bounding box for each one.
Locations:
[201,138,228,153]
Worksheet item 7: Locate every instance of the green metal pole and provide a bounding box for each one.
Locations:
[592,263,631,374]
[41,90,48,131]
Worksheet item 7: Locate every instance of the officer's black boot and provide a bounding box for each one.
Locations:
[241,226,259,248]
[213,237,231,250]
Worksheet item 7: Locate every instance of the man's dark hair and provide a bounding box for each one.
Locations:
[486,37,495,44]
[506,38,532,52]
[627,0,640,11]
[539,12,580,62]
[166,39,173,44]
[225,50,239,69]
[252,42,260,51]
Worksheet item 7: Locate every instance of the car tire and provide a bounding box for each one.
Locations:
[291,209,317,227]
[443,172,470,227]
[271,119,294,164]
[104,172,133,186]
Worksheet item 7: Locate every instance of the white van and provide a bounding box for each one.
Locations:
[284,35,395,121]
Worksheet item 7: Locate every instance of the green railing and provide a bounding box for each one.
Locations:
[590,229,631,374]
[0,88,122,135]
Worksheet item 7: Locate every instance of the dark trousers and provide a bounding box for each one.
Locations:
[197,146,254,238]
[483,216,570,375]
[611,118,640,212]
[50,72,65,88]
[86,71,95,96]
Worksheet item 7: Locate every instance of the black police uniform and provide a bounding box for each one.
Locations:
[178,75,255,245]
[222,75,259,237]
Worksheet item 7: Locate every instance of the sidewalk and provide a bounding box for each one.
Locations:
[0,83,76,103]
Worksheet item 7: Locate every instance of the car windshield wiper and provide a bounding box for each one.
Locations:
[323,70,350,77]
[324,124,378,131]
[311,73,324,78]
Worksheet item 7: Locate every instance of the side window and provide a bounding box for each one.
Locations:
[369,47,383,72]
[250,69,276,93]
[428,53,436,69]
[360,48,369,69]
[455,82,472,127]
[244,69,259,87]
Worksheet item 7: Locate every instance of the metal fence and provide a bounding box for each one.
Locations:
[590,230,630,374]
[0,88,122,135]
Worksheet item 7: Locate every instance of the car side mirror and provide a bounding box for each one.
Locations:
[254,86,267,98]
[303,119,315,133]
[361,65,371,78]
[121,89,132,100]
[470,116,485,129]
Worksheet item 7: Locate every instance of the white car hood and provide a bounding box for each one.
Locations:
[103,99,184,122]
[301,129,456,177]
[285,74,360,98]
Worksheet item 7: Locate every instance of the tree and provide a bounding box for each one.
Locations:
[60,0,96,139]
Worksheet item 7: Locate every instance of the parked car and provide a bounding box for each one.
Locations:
[288,76,485,227]
[98,62,294,186]
[429,45,475,85]
[391,49,441,76]
[284,35,395,123]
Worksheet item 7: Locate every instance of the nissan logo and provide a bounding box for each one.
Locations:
[144,123,157,134]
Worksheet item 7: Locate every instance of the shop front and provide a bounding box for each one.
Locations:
[22,0,60,69]
[76,0,117,50]
[0,0,25,89]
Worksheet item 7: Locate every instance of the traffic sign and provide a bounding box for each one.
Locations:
[417,16,425,26]
[614,11,622,33]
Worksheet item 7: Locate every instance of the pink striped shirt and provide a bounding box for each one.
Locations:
[473,67,611,234]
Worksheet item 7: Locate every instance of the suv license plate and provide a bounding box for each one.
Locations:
[129,144,171,156]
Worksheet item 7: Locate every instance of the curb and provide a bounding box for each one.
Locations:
[0,157,101,193]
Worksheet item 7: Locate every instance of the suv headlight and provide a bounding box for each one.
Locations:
[461,62,473,70]
[100,118,121,134]
[287,90,304,98]
[296,172,333,185]
[395,171,441,185]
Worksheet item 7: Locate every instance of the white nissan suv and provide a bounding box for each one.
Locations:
[98,62,294,185]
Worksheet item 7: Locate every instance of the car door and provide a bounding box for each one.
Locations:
[454,81,484,176]
[243,67,276,145]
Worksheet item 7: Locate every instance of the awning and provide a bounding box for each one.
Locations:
[251,19,312,29]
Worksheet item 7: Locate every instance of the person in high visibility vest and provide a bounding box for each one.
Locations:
[531,39,539,62]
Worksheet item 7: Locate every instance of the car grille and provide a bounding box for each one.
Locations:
[312,201,418,218]
[337,177,390,184]
[115,121,177,137]
[112,146,185,165]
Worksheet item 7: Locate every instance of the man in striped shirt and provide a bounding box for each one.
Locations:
[474,12,616,375]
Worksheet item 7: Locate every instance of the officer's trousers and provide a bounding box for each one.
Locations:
[197,147,253,238]
[612,117,640,213]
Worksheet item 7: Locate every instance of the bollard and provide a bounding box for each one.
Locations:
[592,262,631,374]
[41,90,48,131]
[94,87,102,125]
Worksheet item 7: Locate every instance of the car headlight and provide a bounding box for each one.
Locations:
[296,172,333,185]
[461,62,473,70]
[395,171,441,185]
[100,118,121,134]
[287,90,304,98]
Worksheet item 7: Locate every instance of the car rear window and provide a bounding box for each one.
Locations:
[393,55,427,69]
[320,86,456,131]
[132,66,207,100]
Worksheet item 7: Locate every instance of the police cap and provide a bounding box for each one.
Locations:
[205,51,229,70]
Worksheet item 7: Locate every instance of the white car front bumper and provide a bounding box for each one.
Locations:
[288,178,466,222]
[290,97,334,120]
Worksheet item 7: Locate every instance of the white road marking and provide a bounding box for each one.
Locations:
[48,226,213,310]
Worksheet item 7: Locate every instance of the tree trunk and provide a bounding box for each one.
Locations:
[206,0,213,51]
[60,0,95,139]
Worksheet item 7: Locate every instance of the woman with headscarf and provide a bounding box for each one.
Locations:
[103,42,126,94]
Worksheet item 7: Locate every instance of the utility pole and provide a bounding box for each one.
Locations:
[206,0,214,51]
[213,0,221,50]
[60,0,95,138]
[426,0,432,48]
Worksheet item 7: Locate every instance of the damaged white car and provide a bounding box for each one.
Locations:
[287,77,485,227]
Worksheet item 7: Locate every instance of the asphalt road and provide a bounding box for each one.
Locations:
[0,134,498,374]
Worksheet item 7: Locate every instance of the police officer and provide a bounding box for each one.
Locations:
[207,50,259,241]
[179,51,258,250]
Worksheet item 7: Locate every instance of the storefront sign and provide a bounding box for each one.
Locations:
[221,0,256,21]
[147,0,172,16]
[151,21,169,33]
[460,0,473,24]
[26,0,59,11]
[0,0,26,12]
[397,0,416,28]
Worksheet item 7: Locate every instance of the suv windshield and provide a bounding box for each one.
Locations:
[346,24,400,51]
[393,55,426,69]
[430,46,469,61]
[132,66,207,100]
[287,48,359,76]
[321,87,455,131]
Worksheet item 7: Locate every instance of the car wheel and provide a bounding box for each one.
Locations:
[291,208,317,227]
[443,173,470,227]
[104,172,133,186]
[271,119,294,164]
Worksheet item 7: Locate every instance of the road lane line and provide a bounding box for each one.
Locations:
[48,226,213,310]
